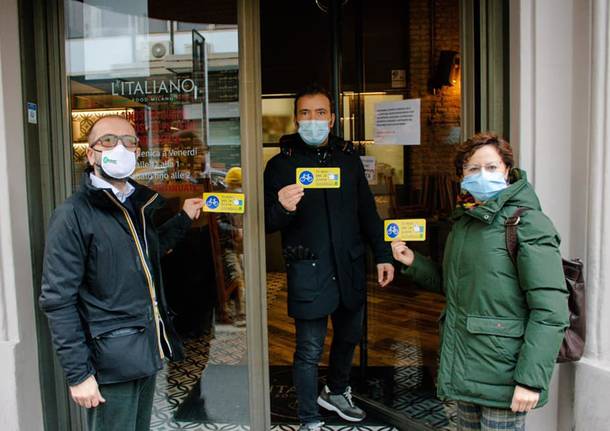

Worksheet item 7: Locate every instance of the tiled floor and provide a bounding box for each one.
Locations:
[153,426,395,431]
[150,273,456,431]
[271,426,396,431]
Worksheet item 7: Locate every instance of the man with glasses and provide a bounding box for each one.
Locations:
[39,115,204,431]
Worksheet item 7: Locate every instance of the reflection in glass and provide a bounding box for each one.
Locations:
[64,1,249,428]
[262,96,296,144]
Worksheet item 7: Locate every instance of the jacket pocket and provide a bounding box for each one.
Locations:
[464,315,525,385]
[90,241,117,300]
[91,322,158,384]
[286,260,321,302]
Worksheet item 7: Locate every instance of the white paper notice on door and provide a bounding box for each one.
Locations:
[374,98,421,145]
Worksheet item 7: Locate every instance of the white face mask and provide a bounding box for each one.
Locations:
[99,144,136,179]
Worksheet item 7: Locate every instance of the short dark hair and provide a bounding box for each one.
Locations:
[454,132,514,177]
[293,84,334,116]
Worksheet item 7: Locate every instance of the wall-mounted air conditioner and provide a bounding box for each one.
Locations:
[149,41,170,60]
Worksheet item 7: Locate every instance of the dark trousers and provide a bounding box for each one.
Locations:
[293,304,364,424]
[86,374,156,431]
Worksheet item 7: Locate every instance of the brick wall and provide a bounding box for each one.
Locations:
[408,0,461,192]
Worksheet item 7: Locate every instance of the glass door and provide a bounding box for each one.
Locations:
[343,1,461,430]
[62,1,256,429]
[259,0,463,429]
[346,90,457,431]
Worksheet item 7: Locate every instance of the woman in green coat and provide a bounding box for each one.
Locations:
[392,133,569,431]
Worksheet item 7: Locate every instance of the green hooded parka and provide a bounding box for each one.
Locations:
[402,170,569,409]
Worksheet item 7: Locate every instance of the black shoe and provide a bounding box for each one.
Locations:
[316,385,366,422]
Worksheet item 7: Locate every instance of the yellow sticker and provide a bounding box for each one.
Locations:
[296,167,341,188]
[202,193,245,214]
[384,219,427,242]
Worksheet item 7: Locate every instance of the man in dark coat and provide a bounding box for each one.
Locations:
[264,85,394,431]
[39,116,203,431]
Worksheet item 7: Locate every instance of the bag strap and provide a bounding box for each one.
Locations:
[505,207,529,264]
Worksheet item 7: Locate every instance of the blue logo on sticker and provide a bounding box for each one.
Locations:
[387,223,400,239]
[206,195,220,209]
[299,170,315,186]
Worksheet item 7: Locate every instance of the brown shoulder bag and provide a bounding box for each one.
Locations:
[505,207,586,363]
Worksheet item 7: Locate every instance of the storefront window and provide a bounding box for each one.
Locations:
[64,1,250,428]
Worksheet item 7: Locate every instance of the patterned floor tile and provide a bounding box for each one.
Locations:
[151,273,455,431]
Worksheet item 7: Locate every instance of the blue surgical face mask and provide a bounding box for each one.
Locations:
[461,170,508,202]
[298,120,330,146]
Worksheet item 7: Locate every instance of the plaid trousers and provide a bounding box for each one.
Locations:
[457,401,526,431]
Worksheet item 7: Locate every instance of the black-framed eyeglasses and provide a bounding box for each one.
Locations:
[92,134,139,150]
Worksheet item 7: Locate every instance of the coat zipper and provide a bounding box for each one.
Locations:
[141,194,155,256]
[103,190,167,360]
[140,194,173,357]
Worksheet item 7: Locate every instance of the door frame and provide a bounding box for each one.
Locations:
[19,0,84,429]
[238,0,272,429]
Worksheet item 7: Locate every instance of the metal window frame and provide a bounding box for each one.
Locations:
[19,0,83,429]
[238,0,272,429]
